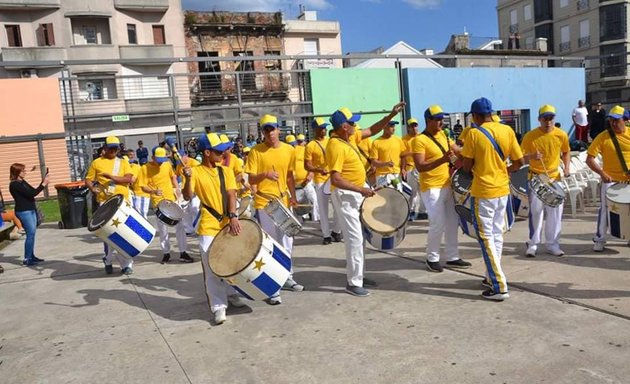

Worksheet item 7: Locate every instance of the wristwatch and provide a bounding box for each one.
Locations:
[227,212,238,219]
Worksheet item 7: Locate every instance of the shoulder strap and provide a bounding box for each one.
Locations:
[473,124,505,161]
[421,131,447,154]
[314,140,326,157]
[608,128,630,175]
[332,137,365,163]
[201,166,228,222]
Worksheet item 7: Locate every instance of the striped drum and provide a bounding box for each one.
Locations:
[88,194,156,258]
[361,188,409,250]
[208,219,291,300]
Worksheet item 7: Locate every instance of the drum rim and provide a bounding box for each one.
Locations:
[157,200,185,219]
[607,182,630,204]
[156,207,180,225]
[208,218,266,278]
[88,194,124,231]
[360,188,410,233]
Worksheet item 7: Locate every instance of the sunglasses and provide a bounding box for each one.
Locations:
[541,116,554,121]
[347,121,356,127]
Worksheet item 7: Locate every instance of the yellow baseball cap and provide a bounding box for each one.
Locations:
[105,136,120,148]
[407,118,418,126]
[538,104,556,118]
[285,134,297,145]
[311,117,329,129]
[197,133,231,152]
[297,134,305,141]
[219,134,234,148]
[259,114,278,129]
[152,147,168,163]
[330,107,361,128]
[243,147,251,153]
[424,105,446,120]
[607,105,625,119]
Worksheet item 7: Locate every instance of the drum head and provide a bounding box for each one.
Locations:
[510,165,529,195]
[88,194,123,231]
[158,200,184,220]
[607,183,630,204]
[361,188,409,233]
[208,219,263,278]
[451,169,473,196]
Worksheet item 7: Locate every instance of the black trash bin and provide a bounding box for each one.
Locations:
[54,181,90,229]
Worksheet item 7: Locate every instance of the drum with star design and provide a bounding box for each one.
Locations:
[208,219,292,300]
[88,194,156,258]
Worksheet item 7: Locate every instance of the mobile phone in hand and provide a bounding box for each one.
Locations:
[45,167,50,175]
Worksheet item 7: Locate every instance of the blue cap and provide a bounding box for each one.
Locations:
[311,117,330,129]
[424,105,447,120]
[330,107,361,128]
[197,133,231,152]
[165,137,177,148]
[470,97,493,114]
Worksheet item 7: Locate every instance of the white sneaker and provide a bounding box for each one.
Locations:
[228,294,247,308]
[546,246,565,256]
[213,308,227,325]
[525,244,537,258]
[593,242,605,252]
[265,294,282,305]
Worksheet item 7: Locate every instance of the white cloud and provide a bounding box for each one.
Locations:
[182,0,332,12]
[402,0,442,9]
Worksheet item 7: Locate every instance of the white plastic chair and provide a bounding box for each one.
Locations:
[562,175,586,217]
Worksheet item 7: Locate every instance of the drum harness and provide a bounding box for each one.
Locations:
[607,127,630,178]
[421,130,455,169]
[200,167,228,222]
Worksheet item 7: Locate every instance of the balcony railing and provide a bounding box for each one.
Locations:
[578,36,590,48]
[577,0,589,11]
[559,41,571,52]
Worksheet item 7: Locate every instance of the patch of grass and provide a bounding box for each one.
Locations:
[5,198,61,223]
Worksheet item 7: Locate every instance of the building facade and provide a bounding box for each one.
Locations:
[497,0,628,105]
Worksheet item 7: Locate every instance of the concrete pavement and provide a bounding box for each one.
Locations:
[1,206,629,384]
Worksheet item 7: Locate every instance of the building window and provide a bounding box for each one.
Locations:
[600,3,626,42]
[71,18,111,45]
[534,0,553,23]
[560,0,568,8]
[127,24,137,44]
[152,25,165,45]
[579,19,590,48]
[5,25,22,47]
[36,23,55,46]
[264,50,281,70]
[524,4,532,21]
[600,44,626,77]
[577,0,589,11]
[304,38,319,55]
[78,76,117,101]
[559,25,570,51]
[197,51,221,93]
[234,51,256,91]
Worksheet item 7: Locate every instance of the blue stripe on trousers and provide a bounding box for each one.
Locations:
[471,197,500,293]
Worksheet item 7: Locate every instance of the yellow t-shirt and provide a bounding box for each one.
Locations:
[402,134,417,171]
[218,153,243,179]
[304,137,329,184]
[356,137,372,170]
[236,157,251,198]
[293,145,309,184]
[411,131,450,192]
[460,122,524,199]
[326,137,366,189]
[129,163,150,198]
[521,127,570,181]
[458,126,472,145]
[85,157,132,203]
[369,135,406,175]
[175,157,201,177]
[139,162,176,207]
[587,129,630,182]
[187,165,237,236]
[244,142,295,209]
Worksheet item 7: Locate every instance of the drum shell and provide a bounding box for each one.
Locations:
[156,200,184,226]
[510,166,530,217]
[451,169,473,205]
[607,183,630,240]
[360,188,409,250]
[89,195,156,258]
[528,175,565,208]
[263,198,302,237]
[208,219,292,300]
[293,187,311,217]
[237,196,252,219]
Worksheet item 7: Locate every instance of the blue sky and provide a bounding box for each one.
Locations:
[182,0,499,53]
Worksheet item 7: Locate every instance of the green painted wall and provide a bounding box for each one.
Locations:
[310,68,403,136]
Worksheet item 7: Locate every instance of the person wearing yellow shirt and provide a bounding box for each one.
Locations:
[124,151,150,218]
[245,114,302,304]
[305,118,343,244]
[413,105,471,273]
[521,105,570,257]
[139,147,192,264]
[402,118,427,221]
[461,98,524,301]
[369,121,406,192]
[219,134,252,217]
[85,136,134,275]
[286,134,317,223]
[326,104,404,297]
[586,105,630,252]
[182,132,246,325]
[174,151,201,235]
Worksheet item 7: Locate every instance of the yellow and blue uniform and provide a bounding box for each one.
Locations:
[187,165,236,236]
[521,127,569,182]
[305,137,329,184]
[85,157,132,204]
[244,142,295,209]
[411,131,451,192]
[369,135,406,176]
[325,137,366,190]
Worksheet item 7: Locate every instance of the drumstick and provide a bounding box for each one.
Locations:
[532,143,552,180]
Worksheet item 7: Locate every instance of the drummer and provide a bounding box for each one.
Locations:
[85,136,134,275]
[326,103,404,297]
[460,98,523,301]
[125,152,150,218]
[402,118,427,221]
[369,121,406,192]
[305,118,343,244]
[174,149,201,235]
[412,105,471,272]
[139,146,193,264]
[182,132,245,325]
[586,105,630,252]
[520,105,570,257]
[218,134,253,218]
[245,114,303,305]
[286,134,317,221]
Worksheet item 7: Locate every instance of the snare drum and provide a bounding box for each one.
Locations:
[510,165,530,217]
[208,219,291,300]
[294,187,312,217]
[607,183,630,240]
[156,200,185,226]
[263,198,302,237]
[451,168,473,205]
[361,188,409,250]
[528,174,565,208]
[88,194,156,258]
[237,196,252,219]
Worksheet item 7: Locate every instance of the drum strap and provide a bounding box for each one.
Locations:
[421,131,453,168]
[315,140,326,157]
[200,167,228,222]
[608,128,630,175]
[332,137,369,164]
[473,124,505,161]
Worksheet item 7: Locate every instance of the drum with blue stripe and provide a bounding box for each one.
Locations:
[360,188,409,250]
[607,183,630,240]
[88,194,156,258]
[208,219,291,301]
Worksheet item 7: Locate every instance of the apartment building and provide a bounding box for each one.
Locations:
[497,0,628,104]
[0,0,189,148]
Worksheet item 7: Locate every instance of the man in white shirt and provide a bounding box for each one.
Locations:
[572,100,589,143]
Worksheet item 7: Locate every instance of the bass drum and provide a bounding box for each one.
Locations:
[360,188,409,250]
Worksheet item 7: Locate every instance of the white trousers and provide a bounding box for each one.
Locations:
[471,196,508,294]
[376,174,403,193]
[296,182,318,221]
[314,182,341,237]
[156,216,188,254]
[595,182,614,243]
[331,188,365,287]
[132,195,150,218]
[407,169,425,214]
[99,202,133,269]
[421,187,459,262]
[182,195,200,234]
[199,235,237,313]
[528,183,563,248]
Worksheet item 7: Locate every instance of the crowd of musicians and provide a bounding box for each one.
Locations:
[80,97,630,324]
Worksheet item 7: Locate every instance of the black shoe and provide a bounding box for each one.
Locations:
[161,253,171,264]
[426,260,443,273]
[322,237,332,245]
[363,277,377,287]
[105,264,114,274]
[481,278,492,288]
[22,259,38,267]
[446,259,472,269]
[331,232,342,242]
[179,252,194,263]
[481,288,509,301]
[32,256,45,263]
[416,213,428,220]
